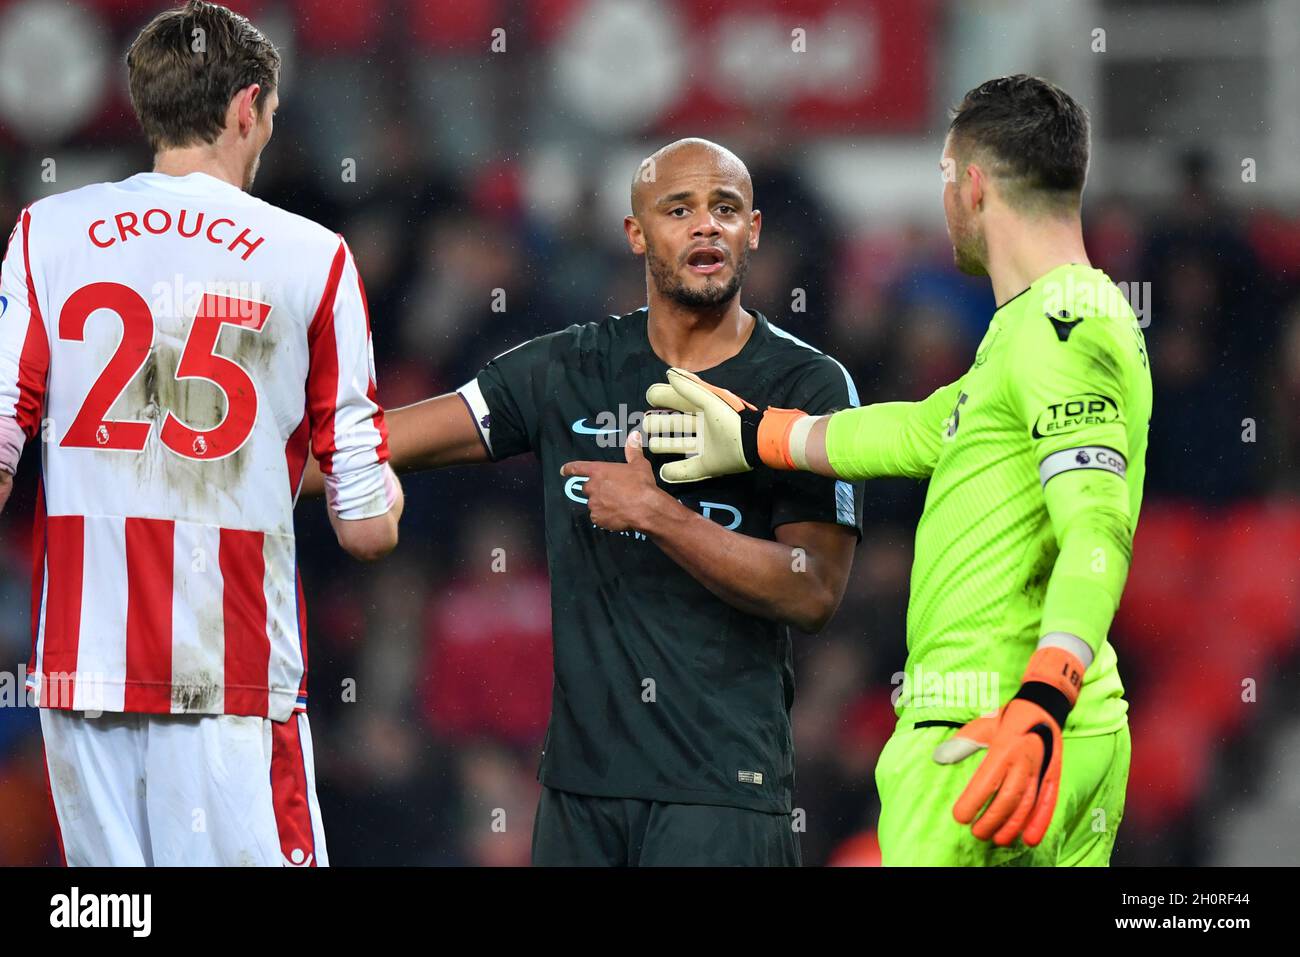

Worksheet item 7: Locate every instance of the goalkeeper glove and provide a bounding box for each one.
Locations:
[643,367,809,484]
[931,646,1085,847]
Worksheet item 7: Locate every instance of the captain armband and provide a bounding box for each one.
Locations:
[1037,446,1126,487]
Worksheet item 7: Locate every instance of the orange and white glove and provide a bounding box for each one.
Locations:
[643,367,808,484]
[932,646,1085,846]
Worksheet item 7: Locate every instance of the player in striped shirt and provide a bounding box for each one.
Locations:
[0,2,402,866]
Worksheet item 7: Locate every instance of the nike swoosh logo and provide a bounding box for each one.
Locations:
[0,296,8,320]
[571,418,621,436]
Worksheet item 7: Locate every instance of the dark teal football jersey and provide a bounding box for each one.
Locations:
[459,307,864,812]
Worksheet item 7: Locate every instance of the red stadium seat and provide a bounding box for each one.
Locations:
[1115,500,1299,841]
[1164,649,1259,734]
[1115,502,1210,660]
[1204,501,1300,657]
[1125,690,1214,831]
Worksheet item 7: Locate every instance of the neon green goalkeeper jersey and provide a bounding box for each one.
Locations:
[827,264,1151,735]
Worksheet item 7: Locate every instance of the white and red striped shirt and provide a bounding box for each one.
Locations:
[0,171,389,720]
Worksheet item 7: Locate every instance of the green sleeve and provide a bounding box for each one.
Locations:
[1040,469,1132,653]
[1005,311,1137,654]
[823,381,962,480]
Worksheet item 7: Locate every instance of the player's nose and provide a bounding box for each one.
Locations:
[689,214,722,238]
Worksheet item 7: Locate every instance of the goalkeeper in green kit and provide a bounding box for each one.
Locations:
[641,76,1150,866]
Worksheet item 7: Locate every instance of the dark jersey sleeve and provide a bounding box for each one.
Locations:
[458,331,563,461]
[769,357,866,536]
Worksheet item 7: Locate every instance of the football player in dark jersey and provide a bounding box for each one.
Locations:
[306,139,864,865]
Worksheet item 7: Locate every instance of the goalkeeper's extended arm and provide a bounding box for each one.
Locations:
[643,368,959,483]
[819,382,962,480]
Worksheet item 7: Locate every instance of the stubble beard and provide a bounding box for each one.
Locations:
[243,152,262,192]
[951,214,989,277]
[646,238,749,309]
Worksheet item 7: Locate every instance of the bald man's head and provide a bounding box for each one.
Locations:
[630,138,753,217]
[623,138,761,311]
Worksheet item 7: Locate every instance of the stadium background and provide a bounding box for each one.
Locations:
[1,0,1298,866]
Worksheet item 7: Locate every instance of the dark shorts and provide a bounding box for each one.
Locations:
[531,786,802,867]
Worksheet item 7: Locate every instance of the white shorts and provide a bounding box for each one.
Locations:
[40,709,328,867]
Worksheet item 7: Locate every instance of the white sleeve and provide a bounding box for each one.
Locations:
[0,207,49,454]
[305,237,391,520]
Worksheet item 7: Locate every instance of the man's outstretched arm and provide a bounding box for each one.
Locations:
[811,385,962,480]
[301,328,562,499]
[643,368,961,483]
[300,392,491,497]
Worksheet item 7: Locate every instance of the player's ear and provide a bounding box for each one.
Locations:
[967,164,984,211]
[748,208,761,250]
[624,215,646,255]
[233,84,262,137]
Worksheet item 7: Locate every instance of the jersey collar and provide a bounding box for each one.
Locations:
[640,306,765,375]
[124,171,249,198]
[994,261,1090,313]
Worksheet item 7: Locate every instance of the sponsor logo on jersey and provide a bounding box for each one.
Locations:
[564,475,741,529]
[698,501,741,529]
[1032,392,1119,439]
[0,295,8,319]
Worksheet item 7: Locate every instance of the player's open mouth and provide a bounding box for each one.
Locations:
[685,247,726,275]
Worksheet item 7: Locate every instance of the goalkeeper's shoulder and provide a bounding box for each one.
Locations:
[1020,271,1147,360]
[1008,280,1150,398]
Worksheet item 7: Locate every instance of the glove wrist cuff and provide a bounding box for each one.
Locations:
[755,408,808,470]
[1012,681,1072,730]
[1022,646,1085,704]
[1013,646,1087,729]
